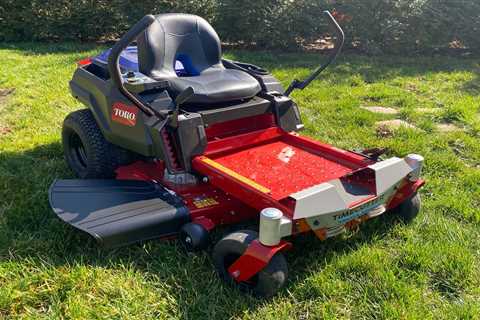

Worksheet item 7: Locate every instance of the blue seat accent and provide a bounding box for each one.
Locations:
[175,54,199,76]
[94,46,139,72]
[93,46,186,75]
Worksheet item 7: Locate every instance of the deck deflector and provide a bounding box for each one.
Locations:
[49,179,189,247]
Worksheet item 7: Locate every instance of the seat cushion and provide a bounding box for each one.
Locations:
[137,14,261,104]
[163,67,261,104]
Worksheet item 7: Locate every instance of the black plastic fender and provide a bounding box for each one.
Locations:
[49,179,189,248]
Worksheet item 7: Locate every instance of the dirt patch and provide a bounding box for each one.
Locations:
[405,83,421,94]
[0,127,12,135]
[361,106,399,115]
[0,88,14,98]
[437,123,461,132]
[0,88,15,108]
[376,119,418,137]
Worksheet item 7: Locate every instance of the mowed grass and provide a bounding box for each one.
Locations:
[0,42,480,319]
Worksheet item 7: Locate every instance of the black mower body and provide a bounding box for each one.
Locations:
[70,51,298,170]
[70,65,172,159]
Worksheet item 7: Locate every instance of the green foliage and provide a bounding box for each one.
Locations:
[335,0,480,54]
[0,0,216,41]
[0,1,479,52]
[215,0,325,49]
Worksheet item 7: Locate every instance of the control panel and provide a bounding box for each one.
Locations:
[122,71,169,93]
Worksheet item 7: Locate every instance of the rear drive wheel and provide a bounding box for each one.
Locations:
[62,109,135,178]
[391,193,421,223]
[212,230,288,298]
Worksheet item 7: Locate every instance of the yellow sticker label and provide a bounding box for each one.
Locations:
[199,156,271,194]
[193,197,219,208]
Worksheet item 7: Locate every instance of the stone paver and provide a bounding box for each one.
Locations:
[361,106,399,114]
[436,123,461,132]
[375,119,418,137]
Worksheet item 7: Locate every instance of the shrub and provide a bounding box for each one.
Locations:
[0,0,216,42]
[0,0,478,54]
[333,0,480,54]
[215,0,327,49]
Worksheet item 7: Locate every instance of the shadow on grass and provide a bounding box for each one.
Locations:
[460,70,480,96]
[0,141,407,318]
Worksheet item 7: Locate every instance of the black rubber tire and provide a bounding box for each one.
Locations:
[212,230,288,298]
[62,109,134,179]
[179,223,210,252]
[391,193,421,223]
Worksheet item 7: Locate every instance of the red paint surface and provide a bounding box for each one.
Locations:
[387,179,425,210]
[192,156,295,217]
[116,161,164,181]
[205,127,283,158]
[210,139,362,200]
[114,118,419,240]
[282,133,371,167]
[191,216,216,231]
[77,57,92,66]
[193,126,374,218]
[205,113,275,140]
[116,161,258,226]
[228,239,292,282]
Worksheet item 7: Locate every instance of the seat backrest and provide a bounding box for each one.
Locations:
[137,13,222,79]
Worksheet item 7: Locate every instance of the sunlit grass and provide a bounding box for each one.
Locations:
[0,43,479,319]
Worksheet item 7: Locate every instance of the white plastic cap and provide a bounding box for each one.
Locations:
[259,208,283,246]
[406,154,424,167]
[261,207,283,220]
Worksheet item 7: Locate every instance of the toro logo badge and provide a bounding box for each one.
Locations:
[111,103,139,127]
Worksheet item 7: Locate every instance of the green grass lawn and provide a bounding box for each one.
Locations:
[0,42,479,319]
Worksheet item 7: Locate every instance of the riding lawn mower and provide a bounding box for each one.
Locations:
[49,11,425,297]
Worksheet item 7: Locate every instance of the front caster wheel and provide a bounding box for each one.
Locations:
[212,230,288,298]
[391,193,421,223]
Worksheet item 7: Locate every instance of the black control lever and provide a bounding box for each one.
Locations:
[285,11,345,96]
[107,15,160,118]
[169,87,195,129]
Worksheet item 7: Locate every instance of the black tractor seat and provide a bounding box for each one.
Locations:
[137,13,261,104]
